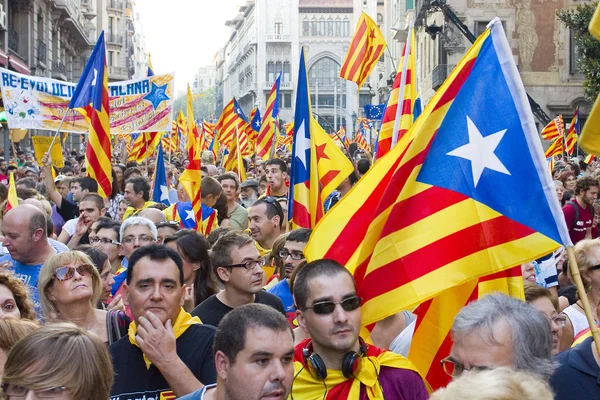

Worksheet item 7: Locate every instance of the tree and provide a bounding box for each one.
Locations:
[172,86,216,122]
[558,2,600,101]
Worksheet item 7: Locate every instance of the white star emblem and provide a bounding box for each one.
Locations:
[295,120,310,170]
[91,68,98,87]
[160,185,169,202]
[185,209,196,221]
[447,116,510,187]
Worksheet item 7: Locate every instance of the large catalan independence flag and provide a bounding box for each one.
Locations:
[69,31,112,197]
[304,19,571,327]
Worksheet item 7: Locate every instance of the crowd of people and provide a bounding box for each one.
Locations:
[0,143,595,400]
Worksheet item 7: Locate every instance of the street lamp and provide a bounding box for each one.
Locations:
[351,111,357,134]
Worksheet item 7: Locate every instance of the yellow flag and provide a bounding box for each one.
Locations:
[6,172,18,212]
[31,136,65,168]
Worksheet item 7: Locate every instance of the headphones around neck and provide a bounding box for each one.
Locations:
[302,338,368,380]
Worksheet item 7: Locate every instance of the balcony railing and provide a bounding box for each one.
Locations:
[266,34,291,42]
[432,64,454,91]
[108,66,129,80]
[52,61,67,80]
[37,40,47,64]
[107,0,125,11]
[264,81,292,89]
[8,27,18,53]
[106,33,124,45]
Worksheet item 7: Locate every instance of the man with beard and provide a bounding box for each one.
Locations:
[563,176,599,245]
[179,304,294,400]
[267,229,311,324]
[240,179,259,208]
[0,157,8,185]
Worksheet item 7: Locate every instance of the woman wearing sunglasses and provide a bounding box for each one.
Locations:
[37,251,129,345]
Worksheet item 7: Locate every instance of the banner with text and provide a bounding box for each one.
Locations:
[0,68,175,135]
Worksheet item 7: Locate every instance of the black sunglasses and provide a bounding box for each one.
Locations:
[262,196,285,221]
[592,264,600,271]
[303,296,362,315]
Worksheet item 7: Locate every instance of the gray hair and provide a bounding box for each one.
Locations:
[119,216,158,242]
[451,293,556,381]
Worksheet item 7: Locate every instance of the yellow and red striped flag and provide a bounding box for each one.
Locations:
[245,108,260,153]
[304,20,570,329]
[339,12,386,88]
[377,24,416,159]
[566,106,579,155]
[215,98,247,149]
[545,136,564,158]
[161,133,177,154]
[203,120,215,144]
[69,31,112,197]
[540,115,564,141]
[257,75,281,161]
[128,132,162,162]
[585,153,595,164]
[354,130,370,152]
[223,126,247,182]
[6,172,18,212]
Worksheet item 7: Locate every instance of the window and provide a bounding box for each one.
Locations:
[266,62,275,81]
[108,51,114,66]
[335,17,341,36]
[359,93,371,108]
[283,93,292,108]
[275,61,282,75]
[108,17,114,34]
[274,22,283,35]
[311,17,318,36]
[327,17,333,36]
[343,17,349,36]
[303,17,310,36]
[474,20,506,38]
[283,62,291,82]
[570,29,581,74]
[308,57,342,88]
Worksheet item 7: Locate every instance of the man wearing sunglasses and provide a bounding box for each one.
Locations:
[191,231,285,327]
[267,228,311,324]
[291,259,428,399]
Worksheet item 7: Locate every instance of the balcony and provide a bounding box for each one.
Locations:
[37,40,47,66]
[52,61,68,81]
[108,66,129,81]
[266,34,291,42]
[106,33,124,46]
[8,27,18,53]
[432,64,454,91]
[264,81,292,90]
[52,0,90,45]
[107,0,125,13]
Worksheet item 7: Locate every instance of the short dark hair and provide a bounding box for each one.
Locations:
[265,158,287,174]
[217,172,240,191]
[215,303,293,364]
[286,228,312,244]
[206,227,231,248]
[28,211,47,237]
[293,259,355,310]
[126,244,184,286]
[93,217,120,238]
[73,177,99,193]
[201,177,223,198]
[251,197,284,228]
[15,178,37,190]
[80,193,105,210]
[210,231,254,283]
[124,166,142,180]
[60,166,74,175]
[126,177,151,201]
[357,158,371,175]
[575,176,599,195]
[75,245,108,274]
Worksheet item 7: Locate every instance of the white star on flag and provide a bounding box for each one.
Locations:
[91,68,98,87]
[447,116,510,187]
[160,185,169,202]
[295,120,310,171]
[185,209,196,221]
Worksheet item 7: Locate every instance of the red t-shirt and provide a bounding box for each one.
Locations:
[563,200,594,244]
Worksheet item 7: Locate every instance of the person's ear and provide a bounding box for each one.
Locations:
[122,283,130,307]
[100,208,107,216]
[179,284,186,307]
[217,267,231,283]
[296,308,309,334]
[214,350,231,380]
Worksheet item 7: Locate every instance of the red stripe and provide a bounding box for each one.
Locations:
[292,199,311,229]
[346,39,369,82]
[359,215,536,301]
[432,57,477,112]
[320,169,341,188]
[479,265,522,282]
[340,19,368,76]
[358,44,384,84]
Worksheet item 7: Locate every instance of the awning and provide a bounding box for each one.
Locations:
[0,50,7,67]
[8,56,30,75]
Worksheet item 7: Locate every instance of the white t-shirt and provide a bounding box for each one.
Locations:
[62,218,79,236]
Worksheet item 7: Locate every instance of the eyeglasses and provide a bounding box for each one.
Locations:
[53,264,94,281]
[2,384,67,398]
[122,235,155,244]
[224,257,266,270]
[89,236,121,245]
[303,296,362,315]
[440,357,490,377]
[279,249,305,261]
[550,314,568,328]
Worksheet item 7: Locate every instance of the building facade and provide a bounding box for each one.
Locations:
[193,65,216,93]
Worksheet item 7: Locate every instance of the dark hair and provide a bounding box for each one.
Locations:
[357,158,371,175]
[206,227,231,248]
[125,177,151,201]
[293,259,355,310]
[93,217,120,238]
[163,230,217,305]
[286,228,312,244]
[568,162,581,176]
[575,176,599,195]
[259,175,268,184]
[559,170,576,186]
[213,192,229,225]
[251,197,284,228]
[210,231,254,283]
[201,176,223,198]
[29,210,48,237]
[214,303,293,364]
[15,178,37,190]
[15,187,37,200]
[124,166,142,180]
[217,172,240,191]
[348,142,358,158]
[75,245,108,275]
[60,166,74,175]
[73,177,99,193]
[80,193,105,210]
[126,244,184,286]
[113,164,126,193]
[265,158,287,174]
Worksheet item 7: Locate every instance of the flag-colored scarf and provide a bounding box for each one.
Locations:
[292,338,428,399]
[128,307,202,369]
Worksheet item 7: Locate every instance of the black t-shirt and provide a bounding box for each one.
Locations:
[191,291,286,327]
[109,324,217,400]
[57,198,78,221]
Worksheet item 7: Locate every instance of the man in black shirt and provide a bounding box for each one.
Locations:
[110,244,216,399]
[191,231,285,326]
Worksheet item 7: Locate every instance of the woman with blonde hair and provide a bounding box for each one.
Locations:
[430,367,554,400]
[0,272,36,321]
[38,250,129,344]
[1,323,113,400]
[0,318,39,378]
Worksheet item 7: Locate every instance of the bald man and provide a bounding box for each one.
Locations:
[0,205,66,311]
[20,199,68,253]
[138,207,167,224]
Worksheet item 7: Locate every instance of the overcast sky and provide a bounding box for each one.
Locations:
[135,0,240,94]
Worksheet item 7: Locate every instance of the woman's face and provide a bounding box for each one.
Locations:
[555,184,564,201]
[114,167,124,182]
[99,260,114,303]
[118,202,128,220]
[48,262,95,308]
[0,284,21,319]
[521,262,536,284]
[564,175,576,191]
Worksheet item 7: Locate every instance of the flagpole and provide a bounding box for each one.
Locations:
[236,125,243,181]
[168,133,172,165]
[270,119,277,159]
[47,109,71,156]
[566,246,600,356]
